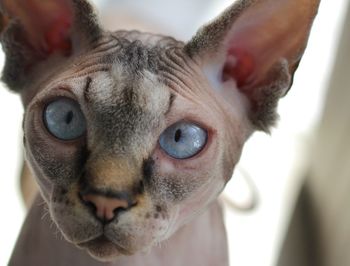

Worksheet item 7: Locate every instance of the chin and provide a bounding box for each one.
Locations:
[78,236,135,261]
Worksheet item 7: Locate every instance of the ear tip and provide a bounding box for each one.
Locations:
[71,0,103,40]
[184,0,255,58]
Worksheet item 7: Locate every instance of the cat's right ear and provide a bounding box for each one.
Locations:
[0,0,102,93]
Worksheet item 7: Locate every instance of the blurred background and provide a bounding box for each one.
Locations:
[1,0,349,265]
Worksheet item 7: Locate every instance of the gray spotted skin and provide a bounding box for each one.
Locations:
[20,28,232,260]
[1,0,320,263]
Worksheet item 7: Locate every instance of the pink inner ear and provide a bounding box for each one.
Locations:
[221,0,319,88]
[223,48,255,88]
[44,13,72,55]
[2,0,73,55]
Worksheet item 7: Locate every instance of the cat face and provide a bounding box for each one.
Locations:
[0,0,319,261]
[23,32,249,259]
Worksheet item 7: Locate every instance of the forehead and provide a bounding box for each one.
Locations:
[69,32,187,153]
[81,31,185,74]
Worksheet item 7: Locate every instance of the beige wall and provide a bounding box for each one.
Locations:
[308,1,350,264]
[278,1,350,265]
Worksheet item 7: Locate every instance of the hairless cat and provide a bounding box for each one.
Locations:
[0,0,320,265]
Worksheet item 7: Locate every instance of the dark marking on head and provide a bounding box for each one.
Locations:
[121,40,157,74]
[83,76,92,103]
[143,158,155,184]
[60,187,68,195]
[121,85,139,108]
[77,145,90,173]
[136,180,145,194]
[130,179,145,196]
[165,93,176,115]
[90,84,145,148]
[103,36,163,75]
[154,213,159,219]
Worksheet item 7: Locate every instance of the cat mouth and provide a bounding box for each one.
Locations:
[77,235,133,258]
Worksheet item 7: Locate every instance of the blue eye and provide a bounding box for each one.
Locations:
[44,98,86,140]
[159,121,207,159]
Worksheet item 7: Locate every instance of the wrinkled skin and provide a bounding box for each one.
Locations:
[0,0,320,264]
[21,29,247,261]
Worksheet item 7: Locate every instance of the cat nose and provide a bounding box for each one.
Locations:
[81,193,132,223]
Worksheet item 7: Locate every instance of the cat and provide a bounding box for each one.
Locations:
[0,0,320,265]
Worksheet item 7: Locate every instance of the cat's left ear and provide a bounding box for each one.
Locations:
[185,0,320,131]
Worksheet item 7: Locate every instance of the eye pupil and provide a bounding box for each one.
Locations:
[65,111,74,124]
[44,97,86,140]
[174,129,182,142]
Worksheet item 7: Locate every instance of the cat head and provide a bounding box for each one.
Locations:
[0,0,319,260]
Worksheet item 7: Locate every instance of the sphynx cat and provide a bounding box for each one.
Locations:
[0,0,320,265]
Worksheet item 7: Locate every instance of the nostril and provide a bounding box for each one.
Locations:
[113,206,127,217]
[113,200,137,215]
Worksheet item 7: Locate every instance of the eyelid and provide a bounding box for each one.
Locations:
[31,86,77,109]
